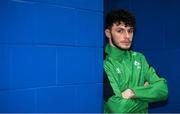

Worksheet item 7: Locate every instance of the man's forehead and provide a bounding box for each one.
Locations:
[112,22,133,29]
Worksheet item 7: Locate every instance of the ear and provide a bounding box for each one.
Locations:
[105,29,111,39]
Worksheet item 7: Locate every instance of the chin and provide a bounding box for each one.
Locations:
[117,46,130,50]
[117,43,131,49]
[122,47,130,50]
[119,45,131,50]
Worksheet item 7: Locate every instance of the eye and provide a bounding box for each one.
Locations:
[128,29,134,33]
[117,29,124,33]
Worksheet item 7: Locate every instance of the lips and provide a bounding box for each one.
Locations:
[121,42,131,43]
[121,40,131,43]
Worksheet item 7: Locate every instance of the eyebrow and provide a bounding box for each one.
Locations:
[115,27,134,30]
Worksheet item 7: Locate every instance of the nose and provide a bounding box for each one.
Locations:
[124,31,130,40]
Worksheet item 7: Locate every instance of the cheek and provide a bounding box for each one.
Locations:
[113,34,123,41]
[112,36,122,43]
[130,34,133,40]
[130,36,133,41]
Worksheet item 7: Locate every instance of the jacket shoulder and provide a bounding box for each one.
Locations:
[130,51,145,58]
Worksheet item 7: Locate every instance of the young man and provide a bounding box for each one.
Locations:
[103,9,168,113]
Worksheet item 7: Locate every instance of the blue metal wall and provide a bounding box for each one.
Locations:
[0,0,103,112]
[105,0,180,113]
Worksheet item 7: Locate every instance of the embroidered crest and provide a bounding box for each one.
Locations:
[116,68,122,74]
[134,60,141,69]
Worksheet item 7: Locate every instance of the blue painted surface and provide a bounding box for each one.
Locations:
[74,83,103,112]
[9,46,57,89]
[57,46,103,84]
[31,0,103,12]
[0,90,36,112]
[0,0,103,112]
[36,86,75,112]
[0,46,10,90]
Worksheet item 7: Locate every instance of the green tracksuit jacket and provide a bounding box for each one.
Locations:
[104,44,168,113]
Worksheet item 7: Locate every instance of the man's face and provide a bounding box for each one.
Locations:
[106,23,134,50]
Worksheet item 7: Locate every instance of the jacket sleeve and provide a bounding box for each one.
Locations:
[131,54,168,103]
[104,60,148,113]
[104,60,121,97]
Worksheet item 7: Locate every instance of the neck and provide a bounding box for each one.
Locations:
[105,44,129,62]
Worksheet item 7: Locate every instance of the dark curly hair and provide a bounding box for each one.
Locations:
[105,9,136,30]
